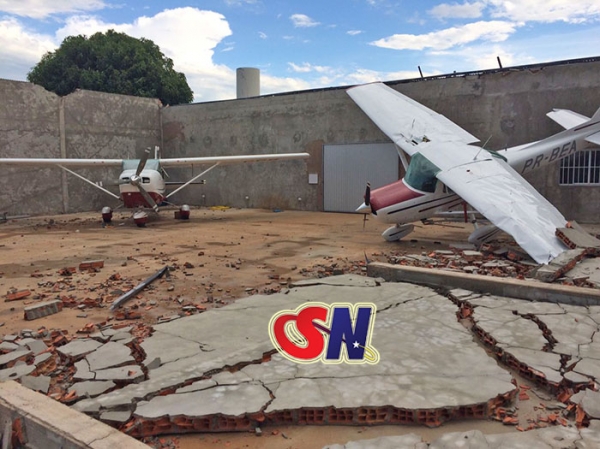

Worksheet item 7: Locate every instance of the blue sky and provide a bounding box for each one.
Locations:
[1,0,599,102]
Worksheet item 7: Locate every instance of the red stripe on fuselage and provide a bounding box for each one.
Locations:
[370,179,423,212]
[122,192,164,209]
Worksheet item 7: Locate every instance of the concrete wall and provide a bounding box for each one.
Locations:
[1,58,599,220]
[162,58,600,220]
[0,80,161,216]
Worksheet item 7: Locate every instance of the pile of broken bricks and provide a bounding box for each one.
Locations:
[0,321,154,406]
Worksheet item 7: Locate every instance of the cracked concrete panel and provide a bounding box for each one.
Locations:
[291,275,381,288]
[94,365,144,382]
[540,313,598,356]
[69,381,116,397]
[579,421,600,449]
[141,333,202,367]
[473,308,547,350]
[586,355,600,376]
[57,339,103,359]
[266,373,513,412]
[73,281,513,426]
[323,434,424,449]
[85,342,135,371]
[135,382,271,418]
[503,347,563,384]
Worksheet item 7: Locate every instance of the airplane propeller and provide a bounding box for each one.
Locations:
[129,149,159,213]
[362,182,371,229]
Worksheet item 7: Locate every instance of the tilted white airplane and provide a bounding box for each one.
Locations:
[0,147,309,225]
[349,82,600,264]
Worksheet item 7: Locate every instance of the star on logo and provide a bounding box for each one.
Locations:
[353,341,360,349]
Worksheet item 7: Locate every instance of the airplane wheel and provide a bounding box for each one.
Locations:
[382,224,414,241]
[101,206,113,224]
[179,204,191,220]
[133,211,148,227]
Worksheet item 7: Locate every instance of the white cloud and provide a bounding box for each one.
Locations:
[288,62,332,74]
[428,2,486,20]
[290,14,320,28]
[347,30,363,36]
[258,31,267,39]
[0,0,106,19]
[487,0,600,24]
[371,21,518,51]
[0,18,57,79]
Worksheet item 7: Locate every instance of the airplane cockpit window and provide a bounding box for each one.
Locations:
[404,153,440,193]
[142,177,150,183]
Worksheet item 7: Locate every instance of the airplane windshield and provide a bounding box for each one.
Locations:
[404,153,440,193]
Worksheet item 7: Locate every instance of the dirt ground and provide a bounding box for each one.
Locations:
[0,208,582,448]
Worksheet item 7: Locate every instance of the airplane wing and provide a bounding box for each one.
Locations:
[0,153,310,168]
[157,153,309,167]
[546,109,590,130]
[0,158,123,167]
[418,142,567,264]
[347,82,479,156]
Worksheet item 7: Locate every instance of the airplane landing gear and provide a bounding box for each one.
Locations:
[468,224,502,247]
[101,206,112,224]
[177,204,191,220]
[133,211,149,227]
[382,223,414,242]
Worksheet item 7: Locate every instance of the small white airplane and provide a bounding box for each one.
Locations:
[0,147,309,225]
[349,82,600,264]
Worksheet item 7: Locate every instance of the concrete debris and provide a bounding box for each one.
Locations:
[324,426,600,449]
[72,277,515,437]
[24,299,63,320]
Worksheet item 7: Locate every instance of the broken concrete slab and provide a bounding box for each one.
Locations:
[534,249,587,282]
[0,341,19,351]
[0,363,35,381]
[20,375,51,394]
[571,389,600,419]
[93,365,144,382]
[85,342,134,371]
[323,434,424,449]
[57,339,103,359]
[73,279,515,435]
[136,382,271,419]
[69,381,116,398]
[0,348,31,368]
[100,410,132,424]
[74,359,95,381]
[26,339,48,355]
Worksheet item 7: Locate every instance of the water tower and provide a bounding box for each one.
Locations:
[236,68,260,99]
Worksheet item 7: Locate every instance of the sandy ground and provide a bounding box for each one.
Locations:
[0,207,478,336]
[0,208,584,448]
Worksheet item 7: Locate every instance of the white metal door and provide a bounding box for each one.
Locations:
[324,143,399,212]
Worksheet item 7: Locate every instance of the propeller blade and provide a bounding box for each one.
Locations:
[136,184,159,213]
[136,149,150,177]
[365,182,371,206]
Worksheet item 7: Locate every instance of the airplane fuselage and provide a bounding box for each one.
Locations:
[362,121,597,239]
[368,179,461,224]
[119,168,165,209]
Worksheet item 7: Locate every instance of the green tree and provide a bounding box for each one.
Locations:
[27,30,193,105]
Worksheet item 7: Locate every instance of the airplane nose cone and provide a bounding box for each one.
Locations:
[356,202,371,214]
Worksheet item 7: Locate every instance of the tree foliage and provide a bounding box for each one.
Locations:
[27,30,193,105]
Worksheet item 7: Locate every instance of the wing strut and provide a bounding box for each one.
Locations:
[58,165,120,200]
[166,163,220,199]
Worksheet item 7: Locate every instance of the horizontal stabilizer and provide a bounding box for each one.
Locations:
[585,131,600,146]
[546,109,589,130]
